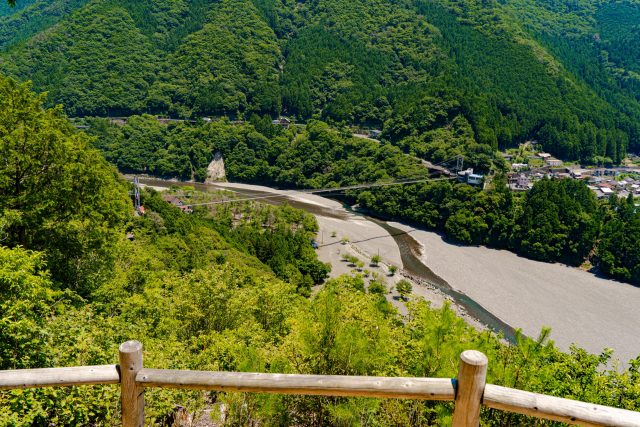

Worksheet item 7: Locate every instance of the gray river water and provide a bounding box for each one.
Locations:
[137,177,517,342]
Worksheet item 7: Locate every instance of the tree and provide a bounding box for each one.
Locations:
[0,77,130,294]
[515,179,599,265]
[396,279,413,301]
[597,196,640,284]
[345,255,359,266]
[368,280,387,295]
[370,254,381,267]
[0,246,53,370]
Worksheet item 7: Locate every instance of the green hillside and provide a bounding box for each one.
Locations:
[0,0,88,49]
[501,0,640,160]
[1,0,640,164]
[0,0,34,16]
[150,0,282,117]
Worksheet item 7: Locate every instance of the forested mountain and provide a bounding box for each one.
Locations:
[0,0,88,49]
[1,0,640,164]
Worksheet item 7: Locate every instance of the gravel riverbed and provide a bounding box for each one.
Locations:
[179,181,640,365]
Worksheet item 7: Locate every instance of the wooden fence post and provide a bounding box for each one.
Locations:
[119,340,144,427]
[452,350,488,427]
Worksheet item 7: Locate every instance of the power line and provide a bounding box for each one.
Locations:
[134,153,464,208]
[186,176,457,207]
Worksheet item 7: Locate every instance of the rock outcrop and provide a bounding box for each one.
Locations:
[205,151,226,183]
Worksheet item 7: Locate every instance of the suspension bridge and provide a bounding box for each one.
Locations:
[177,155,465,207]
[181,176,457,207]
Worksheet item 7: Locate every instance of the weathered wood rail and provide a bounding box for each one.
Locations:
[1,341,639,427]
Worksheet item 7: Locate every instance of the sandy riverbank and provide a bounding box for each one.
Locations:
[390,222,640,364]
[212,182,489,330]
[211,182,403,265]
[186,181,640,363]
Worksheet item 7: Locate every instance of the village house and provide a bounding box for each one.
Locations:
[518,174,529,187]
[618,190,631,199]
[598,187,614,198]
[508,173,531,191]
[272,116,292,128]
[369,129,382,139]
[546,157,563,167]
[467,173,484,186]
[457,168,484,185]
[162,195,193,213]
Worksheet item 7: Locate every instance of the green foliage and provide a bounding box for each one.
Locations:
[1,1,159,116]
[0,247,53,370]
[1,0,31,15]
[0,0,280,118]
[0,0,89,50]
[597,195,640,284]
[368,280,387,295]
[396,279,413,300]
[345,255,359,266]
[498,0,640,159]
[0,77,130,294]
[2,0,640,163]
[516,178,600,264]
[149,0,281,117]
[86,116,428,186]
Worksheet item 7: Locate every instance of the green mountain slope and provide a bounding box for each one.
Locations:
[0,0,89,49]
[0,0,36,16]
[1,1,158,115]
[149,0,282,117]
[1,0,639,163]
[499,0,640,160]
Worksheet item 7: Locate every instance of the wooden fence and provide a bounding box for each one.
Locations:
[1,341,639,427]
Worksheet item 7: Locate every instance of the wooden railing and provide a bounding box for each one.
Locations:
[1,341,639,427]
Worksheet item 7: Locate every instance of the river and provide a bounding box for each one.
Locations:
[135,177,640,364]
[137,177,517,341]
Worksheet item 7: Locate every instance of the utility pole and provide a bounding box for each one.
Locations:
[134,176,141,212]
[456,155,464,173]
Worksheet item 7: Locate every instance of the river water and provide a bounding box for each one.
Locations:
[136,177,517,342]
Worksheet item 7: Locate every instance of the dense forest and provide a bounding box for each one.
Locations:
[1,0,640,164]
[3,74,640,426]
